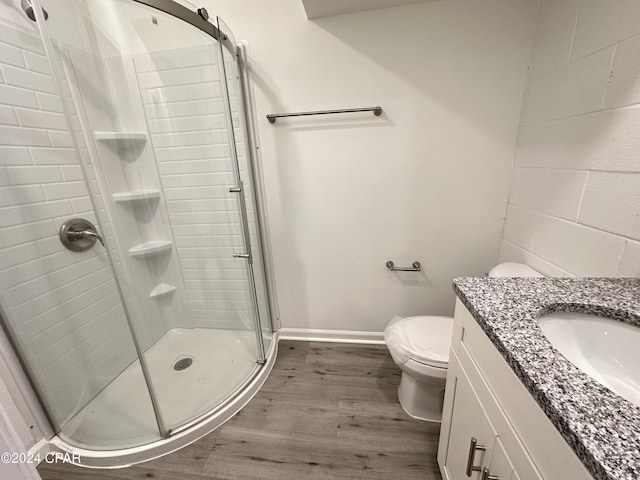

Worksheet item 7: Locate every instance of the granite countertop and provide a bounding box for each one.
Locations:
[452,277,640,480]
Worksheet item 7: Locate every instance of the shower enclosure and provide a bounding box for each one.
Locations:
[0,0,276,465]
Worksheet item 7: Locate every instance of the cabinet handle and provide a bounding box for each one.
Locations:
[466,436,486,476]
[481,467,499,480]
[229,182,253,265]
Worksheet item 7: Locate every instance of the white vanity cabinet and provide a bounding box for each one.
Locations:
[444,362,520,480]
[437,300,594,480]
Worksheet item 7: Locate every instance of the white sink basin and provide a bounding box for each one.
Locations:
[537,312,640,408]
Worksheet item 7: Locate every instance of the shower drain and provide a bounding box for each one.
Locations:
[173,357,193,371]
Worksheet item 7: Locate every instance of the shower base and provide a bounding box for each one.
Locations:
[44,328,277,468]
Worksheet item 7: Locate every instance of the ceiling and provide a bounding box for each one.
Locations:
[301,0,435,19]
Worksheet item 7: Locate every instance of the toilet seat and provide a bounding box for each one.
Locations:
[384,315,454,369]
[384,315,454,421]
[403,357,448,381]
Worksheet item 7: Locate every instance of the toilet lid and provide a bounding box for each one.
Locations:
[384,316,453,368]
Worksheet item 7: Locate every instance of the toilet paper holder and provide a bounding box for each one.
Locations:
[386,260,421,272]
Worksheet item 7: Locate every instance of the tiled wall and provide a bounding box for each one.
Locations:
[134,46,254,329]
[501,0,640,277]
[0,14,135,426]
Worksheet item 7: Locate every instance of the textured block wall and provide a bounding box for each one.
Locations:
[501,0,640,277]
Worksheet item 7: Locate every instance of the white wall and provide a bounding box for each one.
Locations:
[0,382,40,480]
[208,0,538,332]
[500,0,640,277]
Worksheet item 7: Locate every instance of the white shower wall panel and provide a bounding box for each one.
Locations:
[134,46,254,330]
[0,14,135,426]
[66,49,195,345]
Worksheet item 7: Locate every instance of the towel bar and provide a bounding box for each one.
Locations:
[266,106,382,123]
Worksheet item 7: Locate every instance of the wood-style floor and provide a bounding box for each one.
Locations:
[38,341,443,480]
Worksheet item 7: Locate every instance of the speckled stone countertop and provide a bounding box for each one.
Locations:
[452,277,640,480]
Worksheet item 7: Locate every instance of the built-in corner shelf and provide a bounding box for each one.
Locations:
[128,240,173,258]
[95,131,147,143]
[149,283,176,299]
[112,190,161,203]
[94,131,147,153]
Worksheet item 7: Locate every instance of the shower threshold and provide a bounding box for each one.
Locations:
[44,329,277,468]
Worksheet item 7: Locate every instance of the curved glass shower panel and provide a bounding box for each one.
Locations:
[34,0,264,441]
[217,18,274,355]
[0,0,161,450]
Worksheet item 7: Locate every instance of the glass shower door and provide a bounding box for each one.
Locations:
[29,0,268,444]
[0,0,163,450]
[217,17,274,355]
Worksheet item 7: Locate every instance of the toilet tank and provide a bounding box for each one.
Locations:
[488,262,543,277]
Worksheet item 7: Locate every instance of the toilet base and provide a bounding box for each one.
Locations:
[397,371,444,423]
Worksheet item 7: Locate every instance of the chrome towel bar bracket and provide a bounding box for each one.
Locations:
[386,260,421,272]
[266,106,382,123]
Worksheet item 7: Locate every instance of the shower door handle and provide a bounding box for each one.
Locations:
[229,182,253,264]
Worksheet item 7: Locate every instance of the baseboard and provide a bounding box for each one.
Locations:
[278,328,385,345]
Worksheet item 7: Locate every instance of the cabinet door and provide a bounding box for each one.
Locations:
[486,437,517,480]
[443,366,496,480]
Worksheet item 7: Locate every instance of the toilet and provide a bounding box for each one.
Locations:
[384,262,543,422]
